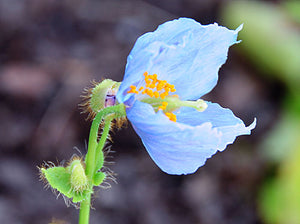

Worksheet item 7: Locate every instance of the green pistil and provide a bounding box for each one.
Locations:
[141,96,207,112]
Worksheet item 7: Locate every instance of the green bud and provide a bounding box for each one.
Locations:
[89,79,121,113]
[39,159,92,204]
[68,159,88,193]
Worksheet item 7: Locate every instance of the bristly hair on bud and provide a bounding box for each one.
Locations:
[80,79,127,129]
[66,156,89,194]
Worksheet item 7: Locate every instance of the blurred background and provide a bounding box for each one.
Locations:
[0,0,299,223]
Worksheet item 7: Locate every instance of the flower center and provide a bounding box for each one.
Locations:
[127,72,178,122]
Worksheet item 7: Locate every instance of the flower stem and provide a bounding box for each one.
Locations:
[78,104,126,224]
[78,194,91,224]
[95,115,113,172]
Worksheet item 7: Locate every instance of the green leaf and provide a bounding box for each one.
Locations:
[94,150,105,174]
[72,190,92,203]
[41,167,72,198]
[41,166,91,203]
[93,172,106,186]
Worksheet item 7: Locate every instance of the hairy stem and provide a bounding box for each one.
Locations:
[78,194,91,224]
[78,104,126,224]
[95,116,113,173]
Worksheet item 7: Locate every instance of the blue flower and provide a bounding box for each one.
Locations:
[116,18,256,175]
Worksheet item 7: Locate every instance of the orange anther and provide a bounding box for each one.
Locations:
[154,91,160,98]
[147,89,154,97]
[170,114,177,122]
[162,102,168,107]
[127,85,138,94]
[158,101,168,110]
[156,85,163,91]
[160,92,169,98]
[128,72,177,111]
[165,112,177,122]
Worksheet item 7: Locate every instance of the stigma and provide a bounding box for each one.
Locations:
[127,72,178,122]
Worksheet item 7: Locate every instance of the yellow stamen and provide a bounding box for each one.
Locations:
[128,72,178,122]
[158,101,168,110]
[127,85,139,94]
[154,91,160,98]
[149,84,156,89]
[165,112,177,122]
[160,92,168,99]
[146,89,154,97]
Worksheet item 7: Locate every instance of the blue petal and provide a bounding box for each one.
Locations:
[126,101,249,175]
[126,101,255,175]
[117,18,242,103]
[175,102,256,151]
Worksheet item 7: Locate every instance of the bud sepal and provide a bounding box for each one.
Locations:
[40,157,96,204]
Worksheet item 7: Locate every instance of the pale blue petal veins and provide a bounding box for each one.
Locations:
[117,18,242,103]
[127,101,225,175]
[175,102,256,151]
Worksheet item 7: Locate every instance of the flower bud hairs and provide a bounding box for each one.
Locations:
[80,79,127,129]
[40,18,256,224]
